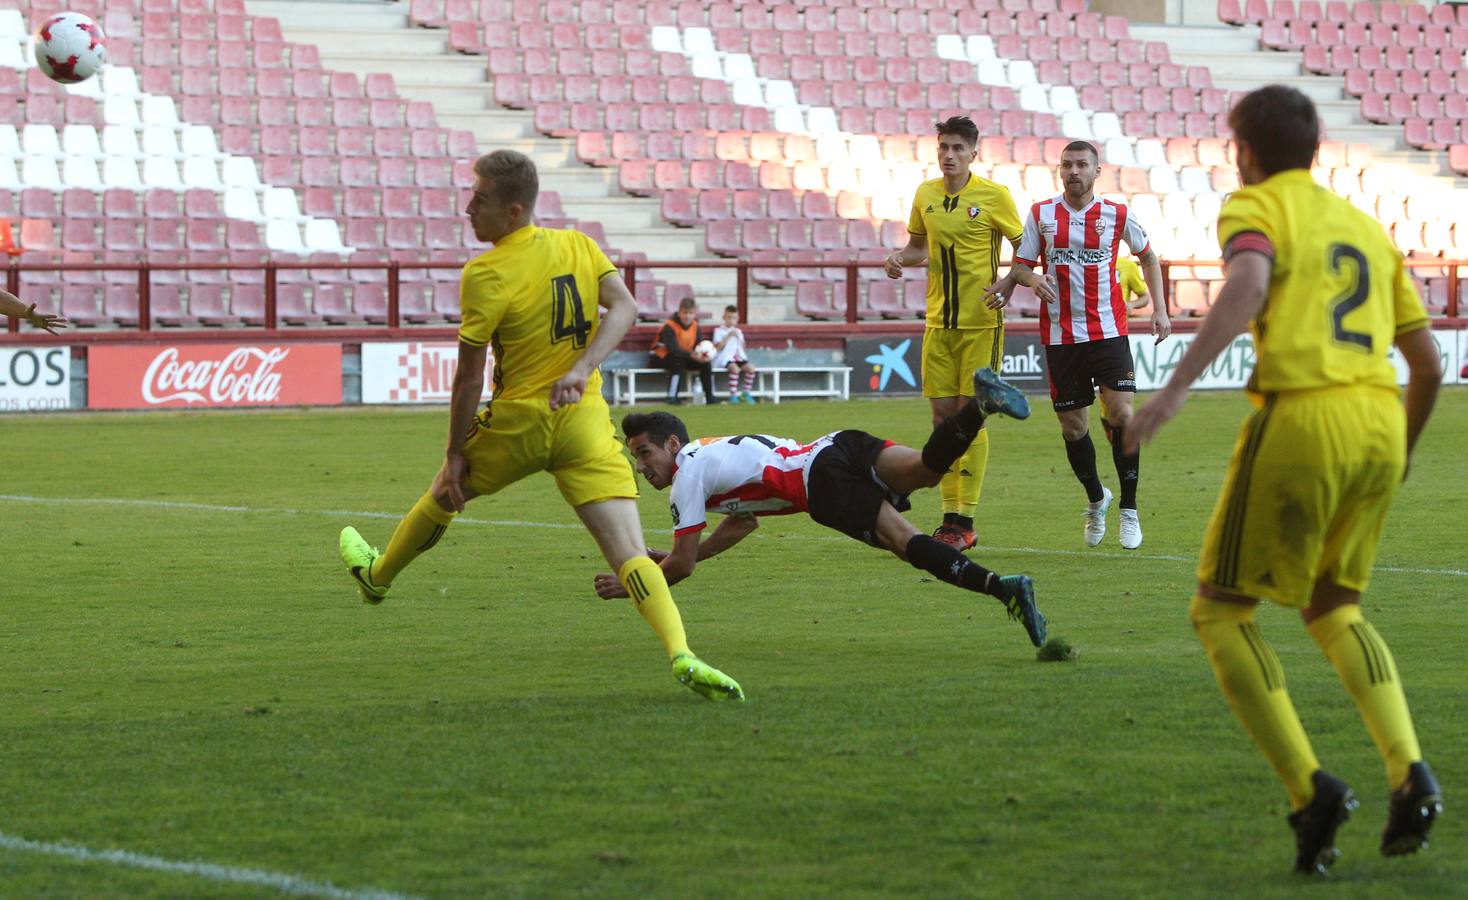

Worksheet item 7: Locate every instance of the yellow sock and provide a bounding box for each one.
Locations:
[371,491,456,586]
[619,556,690,659]
[1307,604,1422,787]
[955,428,989,518]
[939,469,960,517]
[1190,595,1320,810]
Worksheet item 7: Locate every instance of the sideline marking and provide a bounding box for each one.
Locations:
[0,831,420,899]
[2,494,1464,578]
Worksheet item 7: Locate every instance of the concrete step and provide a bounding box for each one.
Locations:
[392,82,498,112]
[315,54,487,85]
[1130,24,1261,54]
[1326,123,1407,151]
[1170,50,1303,79]
[560,196,663,229]
[603,228,704,259]
[437,110,535,142]
[540,167,616,198]
[249,0,406,31]
[285,28,448,55]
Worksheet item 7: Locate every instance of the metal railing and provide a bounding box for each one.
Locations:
[4,255,1464,335]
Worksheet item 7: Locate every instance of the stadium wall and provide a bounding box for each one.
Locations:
[2,326,1464,412]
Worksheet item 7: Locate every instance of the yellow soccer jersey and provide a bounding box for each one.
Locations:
[1217,169,1429,395]
[1115,255,1148,302]
[907,173,1023,329]
[458,225,619,401]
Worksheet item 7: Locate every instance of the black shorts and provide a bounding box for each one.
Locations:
[1045,336,1136,411]
[806,430,910,546]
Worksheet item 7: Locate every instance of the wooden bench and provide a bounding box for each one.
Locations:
[607,366,852,406]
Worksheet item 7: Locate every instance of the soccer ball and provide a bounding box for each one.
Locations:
[692,340,716,363]
[32,12,106,84]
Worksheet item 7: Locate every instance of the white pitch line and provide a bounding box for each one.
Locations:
[0,831,420,900]
[2,493,1465,578]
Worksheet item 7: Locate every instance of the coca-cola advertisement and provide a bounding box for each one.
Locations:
[88,343,342,409]
[360,341,494,404]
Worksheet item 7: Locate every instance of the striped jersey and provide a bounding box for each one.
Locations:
[1016,196,1151,346]
[906,174,1024,330]
[668,432,840,536]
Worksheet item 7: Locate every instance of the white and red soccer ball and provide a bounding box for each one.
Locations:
[33,11,107,84]
[692,340,716,363]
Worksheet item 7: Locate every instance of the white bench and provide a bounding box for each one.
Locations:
[608,366,852,405]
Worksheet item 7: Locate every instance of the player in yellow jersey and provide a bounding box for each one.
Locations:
[1128,86,1443,874]
[884,116,1024,551]
[1113,255,1153,310]
[337,150,743,702]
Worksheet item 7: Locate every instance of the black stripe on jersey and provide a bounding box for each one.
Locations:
[1239,623,1283,691]
[941,245,960,329]
[1214,398,1276,589]
[490,330,505,397]
[990,322,1004,371]
[417,524,447,553]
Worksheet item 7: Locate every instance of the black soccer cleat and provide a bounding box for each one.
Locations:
[997,574,1047,648]
[1381,761,1443,857]
[1288,769,1358,875]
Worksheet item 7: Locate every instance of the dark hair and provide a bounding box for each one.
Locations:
[1228,85,1318,176]
[678,296,697,311]
[723,304,738,315]
[934,115,979,146]
[472,149,539,209]
[1061,140,1099,163]
[621,411,689,447]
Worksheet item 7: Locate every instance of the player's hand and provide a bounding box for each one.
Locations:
[549,365,589,410]
[1030,274,1057,304]
[645,547,669,563]
[983,275,1015,309]
[883,252,903,279]
[1124,386,1187,454]
[1151,308,1172,344]
[594,572,629,599]
[24,304,68,334]
[434,450,470,513]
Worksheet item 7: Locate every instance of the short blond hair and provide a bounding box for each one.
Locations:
[472,149,539,209]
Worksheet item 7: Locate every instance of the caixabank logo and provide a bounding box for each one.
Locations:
[848,337,917,394]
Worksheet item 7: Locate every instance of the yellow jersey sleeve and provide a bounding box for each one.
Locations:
[1391,256,1430,335]
[906,187,927,237]
[1118,257,1148,298]
[1217,190,1278,262]
[990,186,1023,242]
[458,258,506,348]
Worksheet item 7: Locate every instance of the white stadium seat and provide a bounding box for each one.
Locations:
[62,124,102,159]
[264,219,308,254]
[304,219,352,255]
[141,157,183,190]
[22,156,64,191]
[102,157,145,190]
[62,155,105,191]
[102,125,143,160]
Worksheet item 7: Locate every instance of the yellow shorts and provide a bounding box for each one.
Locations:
[1197,386,1405,608]
[462,392,637,507]
[921,325,1004,398]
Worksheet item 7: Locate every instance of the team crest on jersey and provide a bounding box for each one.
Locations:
[1093,219,1106,235]
[967,206,981,219]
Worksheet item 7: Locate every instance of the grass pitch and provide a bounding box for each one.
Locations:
[1,389,1465,897]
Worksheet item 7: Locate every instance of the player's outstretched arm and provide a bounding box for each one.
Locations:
[1125,251,1270,453]
[550,271,637,409]
[0,290,68,333]
[594,527,707,598]
[1395,325,1441,478]
[884,233,928,278]
[696,514,758,562]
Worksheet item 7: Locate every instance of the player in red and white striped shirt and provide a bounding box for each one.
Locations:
[592,370,1050,649]
[987,141,1171,550]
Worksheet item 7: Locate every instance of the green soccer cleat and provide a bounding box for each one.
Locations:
[972,367,1031,420]
[998,575,1047,647]
[339,526,389,604]
[672,653,745,702]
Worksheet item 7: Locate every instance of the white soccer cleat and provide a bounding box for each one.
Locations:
[1119,508,1143,550]
[1084,487,1112,548]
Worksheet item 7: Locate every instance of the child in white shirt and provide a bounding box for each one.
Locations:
[711,305,758,403]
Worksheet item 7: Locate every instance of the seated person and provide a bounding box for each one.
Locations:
[650,296,717,405]
[712,304,758,404]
